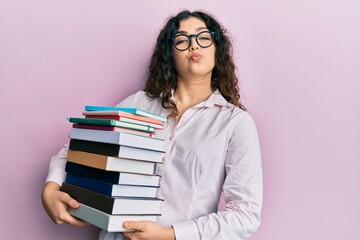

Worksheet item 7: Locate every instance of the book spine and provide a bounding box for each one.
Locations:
[69,139,121,157]
[68,204,113,231]
[65,161,121,184]
[65,173,114,196]
[61,182,115,214]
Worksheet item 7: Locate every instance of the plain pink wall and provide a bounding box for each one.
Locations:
[1,1,359,239]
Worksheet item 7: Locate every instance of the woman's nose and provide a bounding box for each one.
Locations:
[189,36,199,51]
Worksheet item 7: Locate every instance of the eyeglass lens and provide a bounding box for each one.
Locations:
[173,31,213,51]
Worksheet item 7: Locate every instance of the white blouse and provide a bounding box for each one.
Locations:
[46,90,263,240]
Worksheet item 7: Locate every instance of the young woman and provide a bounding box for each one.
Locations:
[42,10,263,240]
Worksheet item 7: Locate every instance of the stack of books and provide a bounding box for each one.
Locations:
[60,105,167,232]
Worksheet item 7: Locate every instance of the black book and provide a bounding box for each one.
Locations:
[65,162,160,186]
[68,139,164,163]
[61,182,162,215]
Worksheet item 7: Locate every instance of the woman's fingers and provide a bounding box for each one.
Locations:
[42,181,88,226]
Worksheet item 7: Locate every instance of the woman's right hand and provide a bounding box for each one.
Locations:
[41,181,89,227]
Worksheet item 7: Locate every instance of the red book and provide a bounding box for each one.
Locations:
[72,124,156,138]
[82,111,163,125]
[85,115,163,129]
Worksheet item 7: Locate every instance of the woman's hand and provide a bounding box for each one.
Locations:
[41,181,88,227]
[122,221,175,240]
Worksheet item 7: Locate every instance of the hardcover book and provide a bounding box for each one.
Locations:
[84,105,167,123]
[66,150,158,175]
[85,115,164,129]
[65,161,160,186]
[82,110,163,125]
[69,128,164,151]
[69,139,164,163]
[65,173,158,198]
[73,124,156,137]
[68,118,155,132]
[68,203,159,232]
[62,182,162,215]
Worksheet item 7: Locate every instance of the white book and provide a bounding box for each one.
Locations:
[70,128,164,151]
[109,184,157,198]
[68,203,159,232]
[117,172,160,186]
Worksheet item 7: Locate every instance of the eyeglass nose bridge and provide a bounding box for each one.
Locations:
[188,33,200,48]
[188,33,198,39]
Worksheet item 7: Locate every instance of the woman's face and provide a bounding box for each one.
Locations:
[172,17,216,81]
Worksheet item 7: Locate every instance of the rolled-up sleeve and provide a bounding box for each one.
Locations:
[45,143,69,186]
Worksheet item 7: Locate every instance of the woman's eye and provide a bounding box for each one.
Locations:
[175,39,188,45]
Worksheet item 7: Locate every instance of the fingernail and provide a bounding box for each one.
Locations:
[123,222,130,228]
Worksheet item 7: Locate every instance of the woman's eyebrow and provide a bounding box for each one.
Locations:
[176,27,209,34]
[197,27,208,31]
[176,30,187,34]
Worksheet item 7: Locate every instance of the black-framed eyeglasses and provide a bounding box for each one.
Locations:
[171,31,215,51]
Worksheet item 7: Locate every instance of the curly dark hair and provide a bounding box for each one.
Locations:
[144,10,245,117]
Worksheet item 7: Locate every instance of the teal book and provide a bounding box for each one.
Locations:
[85,105,167,123]
[67,118,155,132]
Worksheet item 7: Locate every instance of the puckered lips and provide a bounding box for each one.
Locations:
[190,53,202,62]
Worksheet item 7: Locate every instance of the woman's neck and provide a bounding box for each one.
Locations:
[173,77,213,115]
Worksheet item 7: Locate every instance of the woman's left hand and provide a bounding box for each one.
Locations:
[122,221,175,240]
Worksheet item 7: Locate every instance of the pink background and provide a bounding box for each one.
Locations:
[1,1,359,239]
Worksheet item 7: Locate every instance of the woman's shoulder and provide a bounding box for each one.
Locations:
[115,91,163,114]
[115,91,147,108]
[225,103,258,131]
